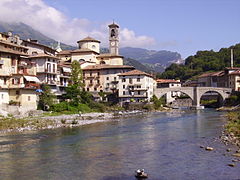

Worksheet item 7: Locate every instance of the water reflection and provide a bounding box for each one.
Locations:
[0,110,239,180]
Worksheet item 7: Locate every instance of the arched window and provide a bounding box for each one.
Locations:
[100,61,106,64]
[79,59,85,62]
[92,45,96,49]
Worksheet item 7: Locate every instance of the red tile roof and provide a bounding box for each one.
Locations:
[29,53,60,60]
[83,64,134,70]
[156,79,180,83]
[198,71,223,78]
[77,36,100,43]
[118,69,152,77]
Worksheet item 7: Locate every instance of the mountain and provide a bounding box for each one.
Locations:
[120,47,183,72]
[0,21,76,50]
[123,58,155,73]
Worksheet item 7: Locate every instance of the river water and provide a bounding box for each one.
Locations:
[0,110,239,180]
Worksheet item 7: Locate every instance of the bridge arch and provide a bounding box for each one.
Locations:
[154,87,232,108]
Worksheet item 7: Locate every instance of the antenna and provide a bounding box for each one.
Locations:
[231,49,234,68]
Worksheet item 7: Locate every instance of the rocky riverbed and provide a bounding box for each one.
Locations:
[0,110,146,134]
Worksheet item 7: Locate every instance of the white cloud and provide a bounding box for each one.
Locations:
[0,0,156,48]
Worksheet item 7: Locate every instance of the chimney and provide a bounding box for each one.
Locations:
[231,49,234,68]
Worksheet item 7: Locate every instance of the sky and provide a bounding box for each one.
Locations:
[0,0,239,59]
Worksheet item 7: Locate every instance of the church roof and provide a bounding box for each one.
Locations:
[71,48,99,54]
[77,36,100,43]
[108,23,119,28]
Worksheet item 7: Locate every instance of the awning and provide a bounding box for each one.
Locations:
[24,76,40,83]
[62,67,71,73]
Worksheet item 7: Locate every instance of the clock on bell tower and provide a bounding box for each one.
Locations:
[108,22,119,55]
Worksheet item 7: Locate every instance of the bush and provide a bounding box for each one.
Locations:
[77,104,91,113]
[143,104,155,111]
[50,102,68,112]
[88,101,106,112]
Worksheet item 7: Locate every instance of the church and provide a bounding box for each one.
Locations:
[57,22,124,66]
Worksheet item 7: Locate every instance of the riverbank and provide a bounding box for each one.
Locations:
[220,110,240,148]
[0,110,147,134]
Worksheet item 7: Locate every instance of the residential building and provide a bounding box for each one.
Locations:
[197,71,222,87]
[0,32,40,113]
[118,70,154,103]
[156,79,181,103]
[82,64,134,95]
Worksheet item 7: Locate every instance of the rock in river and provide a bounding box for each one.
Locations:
[205,147,214,151]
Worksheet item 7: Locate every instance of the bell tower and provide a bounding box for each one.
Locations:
[108,22,119,55]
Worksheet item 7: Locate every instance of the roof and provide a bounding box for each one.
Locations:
[83,64,134,70]
[0,46,28,56]
[229,70,240,75]
[57,50,71,55]
[97,53,123,58]
[0,39,28,49]
[118,69,152,77]
[198,71,223,78]
[108,23,119,28]
[71,48,99,54]
[225,67,240,70]
[77,36,100,43]
[156,79,180,83]
[22,40,56,52]
[29,53,60,60]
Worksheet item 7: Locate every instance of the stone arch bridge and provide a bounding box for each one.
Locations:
[154,87,232,108]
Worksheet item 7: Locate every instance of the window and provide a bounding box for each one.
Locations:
[92,45,96,49]
[106,77,109,80]
[90,72,92,76]
[87,88,89,91]
[123,91,125,95]
[53,64,56,73]
[97,72,100,76]
[122,78,126,82]
[28,96,31,101]
[97,80,100,84]
[123,85,125,89]
[94,88,97,91]
[114,77,117,81]
[138,91,140,95]
[129,78,133,84]
[90,80,93,84]
[16,90,19,95]
[1,94,3,99]
[137,78,140,82]
[4,78,7,85]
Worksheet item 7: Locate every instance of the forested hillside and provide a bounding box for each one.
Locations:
[159,43,240,80]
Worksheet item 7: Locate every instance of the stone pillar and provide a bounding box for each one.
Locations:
[192,87,203,109]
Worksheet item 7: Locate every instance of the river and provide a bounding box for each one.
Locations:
[0,110,239,180]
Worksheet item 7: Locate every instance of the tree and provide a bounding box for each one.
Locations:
[64,60,89,106]
[38,85,56,110]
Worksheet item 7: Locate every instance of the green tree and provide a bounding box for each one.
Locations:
[64,60,84,106]
[38,85,56,110]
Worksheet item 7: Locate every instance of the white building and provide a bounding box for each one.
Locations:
[118,70,154,103]
[156,79,181,104]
